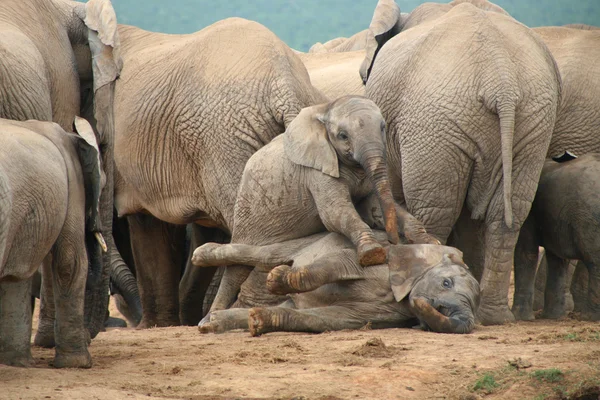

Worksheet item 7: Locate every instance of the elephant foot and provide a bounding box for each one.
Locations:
[477,303,515,326]
[248,308,274,337]
[511,303,535,321]
[105,316,128,328]
[540,302,569,320]
[357,241,387,266]
[33,324,56,348]
[404,220,441,245]
[0,351,34,368]
[136,315,179,330]
[266,265,294,295]
[53,350,92,369]
[197,312,220,334]
[580,310,600,322]
[191,242,222,266]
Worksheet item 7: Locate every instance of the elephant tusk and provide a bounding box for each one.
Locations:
[95,232,108,253]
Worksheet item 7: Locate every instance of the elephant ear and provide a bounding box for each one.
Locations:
[388,244,464,302]
[73,117,105,236]
[283,103,340,178]
[74,0,121,147]
[359,0,402,84]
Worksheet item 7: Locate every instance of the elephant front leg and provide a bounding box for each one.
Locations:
[33,255,56,348]
[249,306,365,336]
[199,264,254,328]
[313,185,385,266]
[128,214,186,328]
[0,278,34,367]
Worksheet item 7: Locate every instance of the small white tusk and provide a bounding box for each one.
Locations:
[94,232,108,253]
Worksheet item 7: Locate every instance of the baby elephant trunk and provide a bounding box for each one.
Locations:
[358,147,400,245]
[412,297,475,334]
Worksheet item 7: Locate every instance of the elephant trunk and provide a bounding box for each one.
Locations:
[357,146,400,244]
[109,246,143,326]
[411,297,475,334]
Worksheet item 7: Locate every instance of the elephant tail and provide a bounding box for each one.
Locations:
[497,101,515,228]
[471,99,516,229]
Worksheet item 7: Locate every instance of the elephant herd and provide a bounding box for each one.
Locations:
[0,0,598,369]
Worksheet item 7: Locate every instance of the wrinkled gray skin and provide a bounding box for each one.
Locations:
[201,97,439,324]
[451,23,600,321]
[532,25,600,158]
[531,250,576,314]
[0,0,124,341]
[192,231,479,335]
[113,18,329,328]
[0,118,102,368]
[513,154,600,321]
[297,51,366,98]
[361,0,561,325]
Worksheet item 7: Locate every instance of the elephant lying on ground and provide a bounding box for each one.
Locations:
[204,96,440,321]
[0,118,102,368]
[361,0,561,325]
[513,153,600,321]
[193,231,480,335]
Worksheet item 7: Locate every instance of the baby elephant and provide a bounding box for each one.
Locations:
[194,231,480,335]
[205,96,437,317]
[513,153,600,321]
[0,118,104,368]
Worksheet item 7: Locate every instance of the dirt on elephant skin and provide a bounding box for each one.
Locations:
[1,299,599,400]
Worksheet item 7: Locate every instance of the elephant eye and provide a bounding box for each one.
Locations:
[337,131,349,141]
[443,278,453,289]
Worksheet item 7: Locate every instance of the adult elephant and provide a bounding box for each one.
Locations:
[453,23,600,321]
[113,18,328,328]
[297,51,366,98]
[531,25,600,157]
[0,0,123,340]
[361,0,561,325]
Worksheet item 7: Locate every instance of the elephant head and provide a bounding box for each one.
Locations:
[388,244,480,333]
[62,0,122,337]
[283,96,400,244]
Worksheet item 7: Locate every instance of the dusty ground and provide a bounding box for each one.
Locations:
[0,299,599,400]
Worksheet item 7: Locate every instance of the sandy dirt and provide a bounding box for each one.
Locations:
[0,298,599,400]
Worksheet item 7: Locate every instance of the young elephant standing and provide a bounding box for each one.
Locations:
[513,154,600,321]
[202,96,437,321]
[193,231,480,335]
[0,117,103,368]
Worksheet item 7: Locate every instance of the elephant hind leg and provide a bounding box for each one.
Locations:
[267,249,363,295]
[582,259,600,321]
[540,252,571,319]
[0,278,34,367]
[249,306,365,336]
[50,219,92,369]
[33,255,56,348]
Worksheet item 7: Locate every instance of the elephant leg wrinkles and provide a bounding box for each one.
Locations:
[128,214,185,328]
